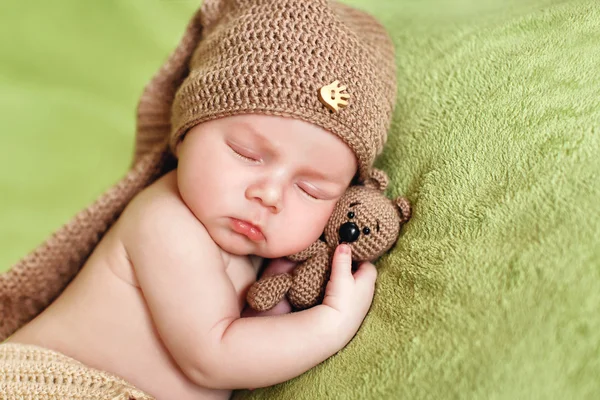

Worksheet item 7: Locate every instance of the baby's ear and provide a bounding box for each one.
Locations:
[363,168,389,191]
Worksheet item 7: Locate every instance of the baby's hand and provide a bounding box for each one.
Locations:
[322,244,378,345]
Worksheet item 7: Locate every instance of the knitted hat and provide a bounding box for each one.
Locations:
[0,0,396,341]
[167,0,397,181]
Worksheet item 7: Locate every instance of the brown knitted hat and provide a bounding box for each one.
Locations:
[0,0,396,340]
[155,0,396,181]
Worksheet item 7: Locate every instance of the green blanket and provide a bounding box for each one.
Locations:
[1,0,598,398]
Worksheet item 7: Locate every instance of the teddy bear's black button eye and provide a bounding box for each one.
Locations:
[347,212,355,219]
[363,227,370,235]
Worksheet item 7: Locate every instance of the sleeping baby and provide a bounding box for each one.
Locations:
[0,0,397,399]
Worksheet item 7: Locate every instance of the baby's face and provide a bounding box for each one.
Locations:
[176,114,357,258]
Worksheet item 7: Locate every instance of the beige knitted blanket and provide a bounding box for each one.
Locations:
[0,343,154,399]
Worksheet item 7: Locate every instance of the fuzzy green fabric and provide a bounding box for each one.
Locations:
[1,0,599,399]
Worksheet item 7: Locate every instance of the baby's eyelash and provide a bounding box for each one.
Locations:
[229,146,258,162]
[297,184,320,200]
[302,189,318,200]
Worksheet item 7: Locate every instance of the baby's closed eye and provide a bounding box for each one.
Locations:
[228,143,261,163]
[295,183,322,200]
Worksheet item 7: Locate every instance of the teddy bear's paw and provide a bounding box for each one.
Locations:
[287,272,328,310]
[287,253,330,310]
[288,288,324,310]
[246,273,293,311]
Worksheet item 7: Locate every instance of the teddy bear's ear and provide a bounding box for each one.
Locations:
[395,196,412,224]
[363,168,389,191]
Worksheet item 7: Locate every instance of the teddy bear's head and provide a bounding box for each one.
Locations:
[323,169,411,261]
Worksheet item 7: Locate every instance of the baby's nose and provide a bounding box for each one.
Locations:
[259,188,281,211]
[246,181,283,213]
[339,222,360,243]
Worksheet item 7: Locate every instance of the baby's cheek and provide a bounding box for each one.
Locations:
[296,209,329,239]
[268,200,332,256]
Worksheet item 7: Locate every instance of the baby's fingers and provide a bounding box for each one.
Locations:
[323,244,354,311]
[353,261,377,285]
[353,261,377,304]
[329,244,353,283]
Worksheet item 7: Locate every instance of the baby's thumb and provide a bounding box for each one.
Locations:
[329,244,353,283]
[323,244,353,311]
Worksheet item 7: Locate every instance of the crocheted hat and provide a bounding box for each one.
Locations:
[166,0,397,181]
[0,0,396,340]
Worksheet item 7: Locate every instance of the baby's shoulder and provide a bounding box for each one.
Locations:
[122,170,181,220]
[118,170,216,253]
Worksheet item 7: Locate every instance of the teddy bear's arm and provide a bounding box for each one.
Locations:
[287,251,331,310]
[246,273,293,312]
[286,240,329,262]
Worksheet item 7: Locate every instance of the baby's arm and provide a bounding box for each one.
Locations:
[123,197,377,390]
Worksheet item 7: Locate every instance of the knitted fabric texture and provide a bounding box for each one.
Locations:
[324,185,409,260]
[169,0,397,182]
[0,343,153,399]
[287,252,331,309]
[247,244,331,311]
[246,273,293,311]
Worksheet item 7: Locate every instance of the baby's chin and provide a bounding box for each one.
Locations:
[209,227,269,257]
[210,227,307,258]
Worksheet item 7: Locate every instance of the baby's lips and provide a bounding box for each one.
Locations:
[230,218,265,242]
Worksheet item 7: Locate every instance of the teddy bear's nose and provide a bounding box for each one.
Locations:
[339,222,360,243]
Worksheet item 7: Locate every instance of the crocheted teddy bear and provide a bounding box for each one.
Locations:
[246,170,411,311]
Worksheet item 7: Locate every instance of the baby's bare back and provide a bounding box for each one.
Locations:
[7,171,261,400]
